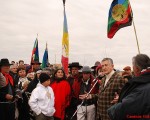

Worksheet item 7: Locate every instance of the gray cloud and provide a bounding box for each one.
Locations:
[0,0,149,70]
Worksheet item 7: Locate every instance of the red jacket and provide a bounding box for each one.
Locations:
[50,80,71,120]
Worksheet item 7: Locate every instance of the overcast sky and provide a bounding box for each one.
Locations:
[0,0,149,70]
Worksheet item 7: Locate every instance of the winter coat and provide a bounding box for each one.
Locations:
[0,72,15,120]
[108,70,150,120]
[78,75,99,105]
[0,72,15,102]
[9,71,19,87]
[26,75,39,93]
[50,80,71,120]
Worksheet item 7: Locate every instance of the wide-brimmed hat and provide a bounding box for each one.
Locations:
[31,61,41,65]
[68,62,82,69]
[91,61,101,69]
[81,66,92,73]
[0,58,12,67]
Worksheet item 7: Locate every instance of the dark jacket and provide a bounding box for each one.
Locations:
[0,72,16,120]
[65,75,82,120]
[9,71,19,88]
[78,75,99,105]
[26,75,39,93]
[108,71,150,120]
[0,73,15,102]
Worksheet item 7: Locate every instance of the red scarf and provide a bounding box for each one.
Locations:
[2,72,14,86]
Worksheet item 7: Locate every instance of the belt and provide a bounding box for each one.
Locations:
[82,102,94,106]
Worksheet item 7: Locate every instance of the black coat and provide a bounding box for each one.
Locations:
[26,76,39,93]
[108,71,150,120]
[9,71,19,87]
[0,73,16,120]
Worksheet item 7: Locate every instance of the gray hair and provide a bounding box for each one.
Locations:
[101,58,113,64]
[10,64,18,69]
[132,54,150,70]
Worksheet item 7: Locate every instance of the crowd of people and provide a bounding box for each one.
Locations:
[0,53,150,120]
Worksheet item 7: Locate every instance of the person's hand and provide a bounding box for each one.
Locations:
[23,82,29,90]
[5,94,13,100]
[79,94,87,100]
[79,92,92,100]
[111,92,119,104]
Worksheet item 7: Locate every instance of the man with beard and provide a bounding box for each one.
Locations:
[65,62,82,120]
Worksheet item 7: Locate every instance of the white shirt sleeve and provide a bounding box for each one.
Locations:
[29,89,41,115]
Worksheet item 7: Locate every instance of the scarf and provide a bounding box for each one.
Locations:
[2,72,14,86]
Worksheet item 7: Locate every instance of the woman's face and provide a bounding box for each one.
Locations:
[55,70,64,78]
[18,70,26,78]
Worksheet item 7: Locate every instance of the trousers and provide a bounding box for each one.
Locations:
[77,104,96,120]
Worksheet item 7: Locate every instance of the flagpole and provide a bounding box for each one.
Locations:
[133,19,140,54]
[37,33,38,39]
[63,0,65,13]
[129,0,140,54]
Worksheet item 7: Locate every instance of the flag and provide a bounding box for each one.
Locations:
[107,0,133,38]
[31,38,39,64]
[61,9,69,75]
[41,43,49,68]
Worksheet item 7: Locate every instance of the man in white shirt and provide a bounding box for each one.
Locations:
[29,73,55,120]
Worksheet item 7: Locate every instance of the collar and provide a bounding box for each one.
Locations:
[82,78,90,85]
[140,68,150,75]
[37,83,47,89]
[19,77,28,82]
[106,70,115,80]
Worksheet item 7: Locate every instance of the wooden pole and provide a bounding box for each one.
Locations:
[133,19,140,54]
[129,0,140,54]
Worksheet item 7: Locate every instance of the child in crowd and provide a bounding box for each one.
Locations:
[17,66,30,120]
[29,73,55,120]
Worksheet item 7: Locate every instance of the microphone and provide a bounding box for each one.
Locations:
[97,75,105,80]
[93,74,105,82]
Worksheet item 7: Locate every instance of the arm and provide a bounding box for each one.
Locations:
[0,73,6,88]
[28,89,41,115]
[108,91,143,120]
[111,75,125,104]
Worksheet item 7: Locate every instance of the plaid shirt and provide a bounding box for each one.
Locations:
[92,71,125,120]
